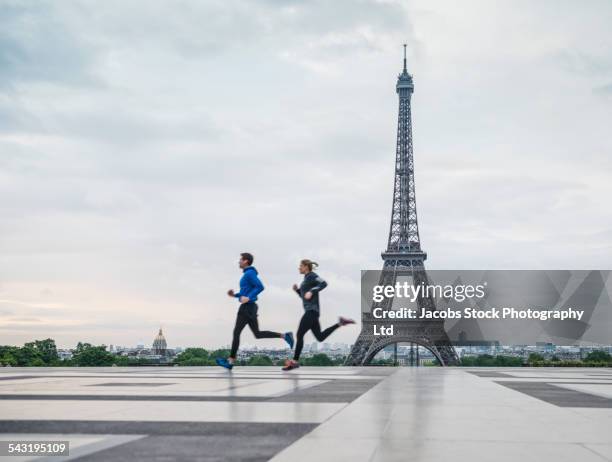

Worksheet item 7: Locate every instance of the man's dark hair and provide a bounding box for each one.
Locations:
[240,252,254,265]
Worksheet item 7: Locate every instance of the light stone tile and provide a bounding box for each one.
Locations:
[276,367,612,461]
[0,377,328,398]
[554,383,612,399]
[2,366,611,462]
[583,444,612,461]
[270,436,379,462]
[0,434,146,462]
[0,400,346,423]
[0,434,107,462]
[306,416,390,439]
[371,440,610,462]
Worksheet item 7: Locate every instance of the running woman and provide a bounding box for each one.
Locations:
[282,259,355,371]
[216,252,294,370]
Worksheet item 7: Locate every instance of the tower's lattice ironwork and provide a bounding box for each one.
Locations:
[346,46,458,366]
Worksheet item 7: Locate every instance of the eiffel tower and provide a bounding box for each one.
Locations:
[345,46,459,366]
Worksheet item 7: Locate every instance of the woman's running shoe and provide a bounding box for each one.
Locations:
[338,316,356,326]
[215,358,233,370]
[282,359,300,371]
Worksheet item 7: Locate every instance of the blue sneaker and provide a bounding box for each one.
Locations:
[284,332,294,349]
[215,358,233,370]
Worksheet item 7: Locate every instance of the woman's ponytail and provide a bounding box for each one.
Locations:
[300,259,319,271]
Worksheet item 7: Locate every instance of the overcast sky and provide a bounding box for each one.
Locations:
[1,0,611,349]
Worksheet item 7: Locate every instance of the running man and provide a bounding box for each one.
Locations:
[282,259,355,371]
[216,252,294,370]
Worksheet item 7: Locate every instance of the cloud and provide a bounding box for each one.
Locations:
[0,2,99,89]
[0,0,611,348]
[594,82,612,96]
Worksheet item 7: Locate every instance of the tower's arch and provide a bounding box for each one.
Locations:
[363,337,444,366]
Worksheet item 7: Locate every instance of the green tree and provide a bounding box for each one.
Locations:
[29,357,46,367]
[475,354,495,366]
[370,358,396,366]
[210,348,231,359]
[175,348,217,366]
[0,347,19,366]
[493,355,523,367]
[1,340,59,366]
[528,353,545,364]
[174,348,236,366]
[460,355,524,367]
[71,343,115,366]
[247,355,273,366]
[302,353,334,366]
[24,339,58,364]
[13,344,44,366]
[111,355,130,366]
[585,350,611,363]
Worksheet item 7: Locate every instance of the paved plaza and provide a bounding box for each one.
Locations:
[0,366,610,461]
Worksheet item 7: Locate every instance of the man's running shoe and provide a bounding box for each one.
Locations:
[282,359,300,371]
[215,357,233,370]
[284,332,294,349]
[338,316,356,326]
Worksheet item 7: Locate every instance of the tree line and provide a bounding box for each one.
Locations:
[0,339,346,367]
[458,351,612,367]
[2,339,610,367]
[173,348,345,366]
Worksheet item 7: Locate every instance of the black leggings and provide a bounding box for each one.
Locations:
[230,303,280,358]
[294,310,339,361]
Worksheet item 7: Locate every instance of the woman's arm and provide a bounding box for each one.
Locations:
[309,275,327,293]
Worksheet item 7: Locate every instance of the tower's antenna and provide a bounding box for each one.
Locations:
[403,43,407,72]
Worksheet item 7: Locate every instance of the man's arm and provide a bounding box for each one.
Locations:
[228,289,242,298]
[244,272,265,300]
[292,284,302,298]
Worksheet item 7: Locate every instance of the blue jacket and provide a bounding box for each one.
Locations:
[235,266,265,302]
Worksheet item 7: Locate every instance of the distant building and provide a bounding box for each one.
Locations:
[152,328,168,356]
[536,342,555,353]
[57,349,73,360]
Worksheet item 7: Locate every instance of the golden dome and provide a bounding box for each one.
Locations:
[152,328,167,354]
